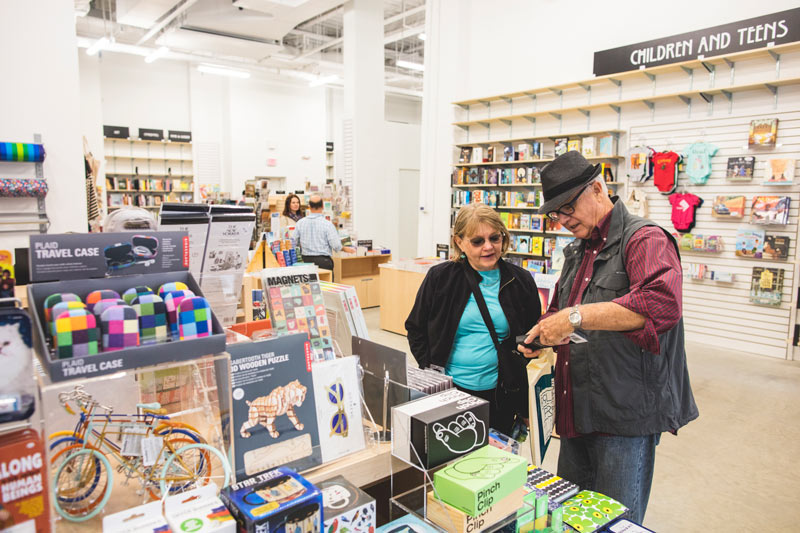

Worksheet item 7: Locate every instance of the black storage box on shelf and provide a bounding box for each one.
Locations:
[103,125,130,139]
[26,231,224,382]
[138,128,164,141]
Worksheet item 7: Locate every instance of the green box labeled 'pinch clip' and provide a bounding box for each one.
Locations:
[433,445,528,517]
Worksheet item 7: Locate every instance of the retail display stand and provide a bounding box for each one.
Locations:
[0,133,49,234]
[333,253,392,308]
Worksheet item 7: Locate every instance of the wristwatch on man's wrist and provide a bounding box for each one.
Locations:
[568,305,582,329]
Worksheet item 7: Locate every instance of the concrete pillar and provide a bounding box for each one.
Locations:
[343,0,386,243]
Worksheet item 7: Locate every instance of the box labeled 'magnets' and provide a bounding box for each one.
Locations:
[220,467,322,533]
[433,445,527,517]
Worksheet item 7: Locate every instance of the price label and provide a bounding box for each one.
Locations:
[121,424,147,457]
[141,436,165,467]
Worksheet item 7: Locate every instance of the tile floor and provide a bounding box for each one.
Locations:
[361,307,800,531]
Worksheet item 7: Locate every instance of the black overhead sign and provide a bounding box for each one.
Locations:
[138,128,164,141]
[593,8,800,76]
[168,130,192,143]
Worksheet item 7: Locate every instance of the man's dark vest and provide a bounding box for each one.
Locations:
[557,199,699,436]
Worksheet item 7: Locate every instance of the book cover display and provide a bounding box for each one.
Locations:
[263,265,335,361]
[711,196,745,218]
[310,357,365,463]
[228,334,322,479]
[764,158,795,184]
[764,235,790,260]
[726,157,754,180]
[432,445,527,517]
[735,229,765,258]
[0,429,49,532]
[561,490,628,533]
[750,267,784,307]
[748,118,778,147]
[317,475,376,533]
[220,467,322,533]
[750,196,790,225]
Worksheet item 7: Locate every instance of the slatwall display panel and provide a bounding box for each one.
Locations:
[629,110,800,359]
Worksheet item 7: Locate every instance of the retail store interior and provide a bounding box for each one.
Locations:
[1,1,800,532]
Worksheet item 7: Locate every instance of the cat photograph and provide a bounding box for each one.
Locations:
[0,315,35,422]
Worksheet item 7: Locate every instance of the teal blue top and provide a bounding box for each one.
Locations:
[446,268,509,390]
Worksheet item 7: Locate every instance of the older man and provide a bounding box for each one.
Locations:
[519,151,698,524]
[294,194,355,275]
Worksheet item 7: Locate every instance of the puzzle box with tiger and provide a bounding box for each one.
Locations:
[228,333,322,481]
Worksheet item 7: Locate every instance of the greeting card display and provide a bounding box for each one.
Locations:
[228,334,321,480]
[310,357,365,463]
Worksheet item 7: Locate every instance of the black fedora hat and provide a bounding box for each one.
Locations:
[538,151,601,215]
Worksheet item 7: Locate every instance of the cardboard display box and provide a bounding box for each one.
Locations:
[392,390,489,469]
[318,475,376,533]
[432,445,528,517]
[220,467,322,533]
[426,488,525,533]
[164,484,235,533]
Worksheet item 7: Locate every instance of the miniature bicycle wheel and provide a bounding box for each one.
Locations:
[48,431,84,455]
[159,443,231,496]
[52,448,113,521]
[144,437,204,500]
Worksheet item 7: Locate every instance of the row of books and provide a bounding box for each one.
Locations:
[505,255,550,274]
[458,134,617,164]
[510,234,555,256]
[106,176,182,192]
[453,163,615,185]
[452,190,545,208]
[107,191,194,208]
[735,230,790,260]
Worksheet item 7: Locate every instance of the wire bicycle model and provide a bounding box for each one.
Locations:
[48,385,231,522]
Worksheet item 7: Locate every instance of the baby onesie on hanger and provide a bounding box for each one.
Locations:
[683,142,718,184]
[669,192,703,232]
[627,145,654,183]
[653,151,681,193]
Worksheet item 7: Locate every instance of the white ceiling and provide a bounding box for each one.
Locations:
[77,0,426,96]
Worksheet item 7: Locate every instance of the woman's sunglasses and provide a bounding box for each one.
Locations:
[467,233,503,247]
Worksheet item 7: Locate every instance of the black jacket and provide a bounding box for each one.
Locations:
[405,258,541,370]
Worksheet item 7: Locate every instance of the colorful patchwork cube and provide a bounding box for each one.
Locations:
[53,309,100,359]
[163,290,195,339]
[49,301,88,337]
[122,286,154,305]
[44,293,82,323]
[92,299,127,319]
[158,281,189,298]
[100,305,140,351]
[85,289,122,312]
[178,297,213,340]
[132,294,168,345]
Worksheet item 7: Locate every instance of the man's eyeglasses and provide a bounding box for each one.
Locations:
[467,233,503,247]
[546,183,592,221]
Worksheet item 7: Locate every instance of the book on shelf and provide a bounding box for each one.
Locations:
[712,196,746,218]
[582,137,596,157]
[519,214,531,230]
[726,156,754,180]
[530,214,543,232]
[487,146,495,162]
[751,196,790,225]
[515,235,530,253]
[567,139,581,153]
[530,236,544,256]
[459,146,473,163]
[543,237,556,257]
[749,267,784,307]
[487,168,498,184]
[503,145,514,161]
[499,212,509,227]
[530,166,542,183]
[554,138,568,157]
[517,143,529,160]
[515,167,529,184]
[748,118,778,147]
[473,146,484,164]
[597,134,616,157]
[764,235,790,260]
[531,141,543,159]
[764,158,795,185]
[599,163,614,182]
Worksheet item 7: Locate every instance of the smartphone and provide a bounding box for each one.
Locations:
[515,334,549,351]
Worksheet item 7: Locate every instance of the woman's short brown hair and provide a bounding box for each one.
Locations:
[450,203,510,261]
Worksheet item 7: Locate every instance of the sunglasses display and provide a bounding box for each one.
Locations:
[326,380,348,438]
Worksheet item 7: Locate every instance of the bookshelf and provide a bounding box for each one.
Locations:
[104,136,194,212]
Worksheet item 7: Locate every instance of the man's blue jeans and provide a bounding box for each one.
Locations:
[557,433,660,525]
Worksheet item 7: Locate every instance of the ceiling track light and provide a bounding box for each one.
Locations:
[197,64,251,79]
[396,59,424,72]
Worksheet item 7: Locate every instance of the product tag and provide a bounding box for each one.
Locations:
[569,332,588,344]
[121,423,148,456]
[141,436,165,467]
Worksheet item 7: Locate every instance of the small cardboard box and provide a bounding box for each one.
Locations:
[432,445,527,517]
[102,500,170,532]
[318,475,376,533]
[426,488,524,533]
[163,484,236,533]
[392,390,489,469]
[220,467,322,533]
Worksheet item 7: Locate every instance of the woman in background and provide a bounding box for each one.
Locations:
[405,203,541,434]
[281,194,305,226]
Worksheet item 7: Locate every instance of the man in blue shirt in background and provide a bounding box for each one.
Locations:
[294,194,355,277]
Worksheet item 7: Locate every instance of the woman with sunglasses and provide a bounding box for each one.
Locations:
[405,203,541,434]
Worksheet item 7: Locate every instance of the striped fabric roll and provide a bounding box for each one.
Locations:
[0,142,45,162]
